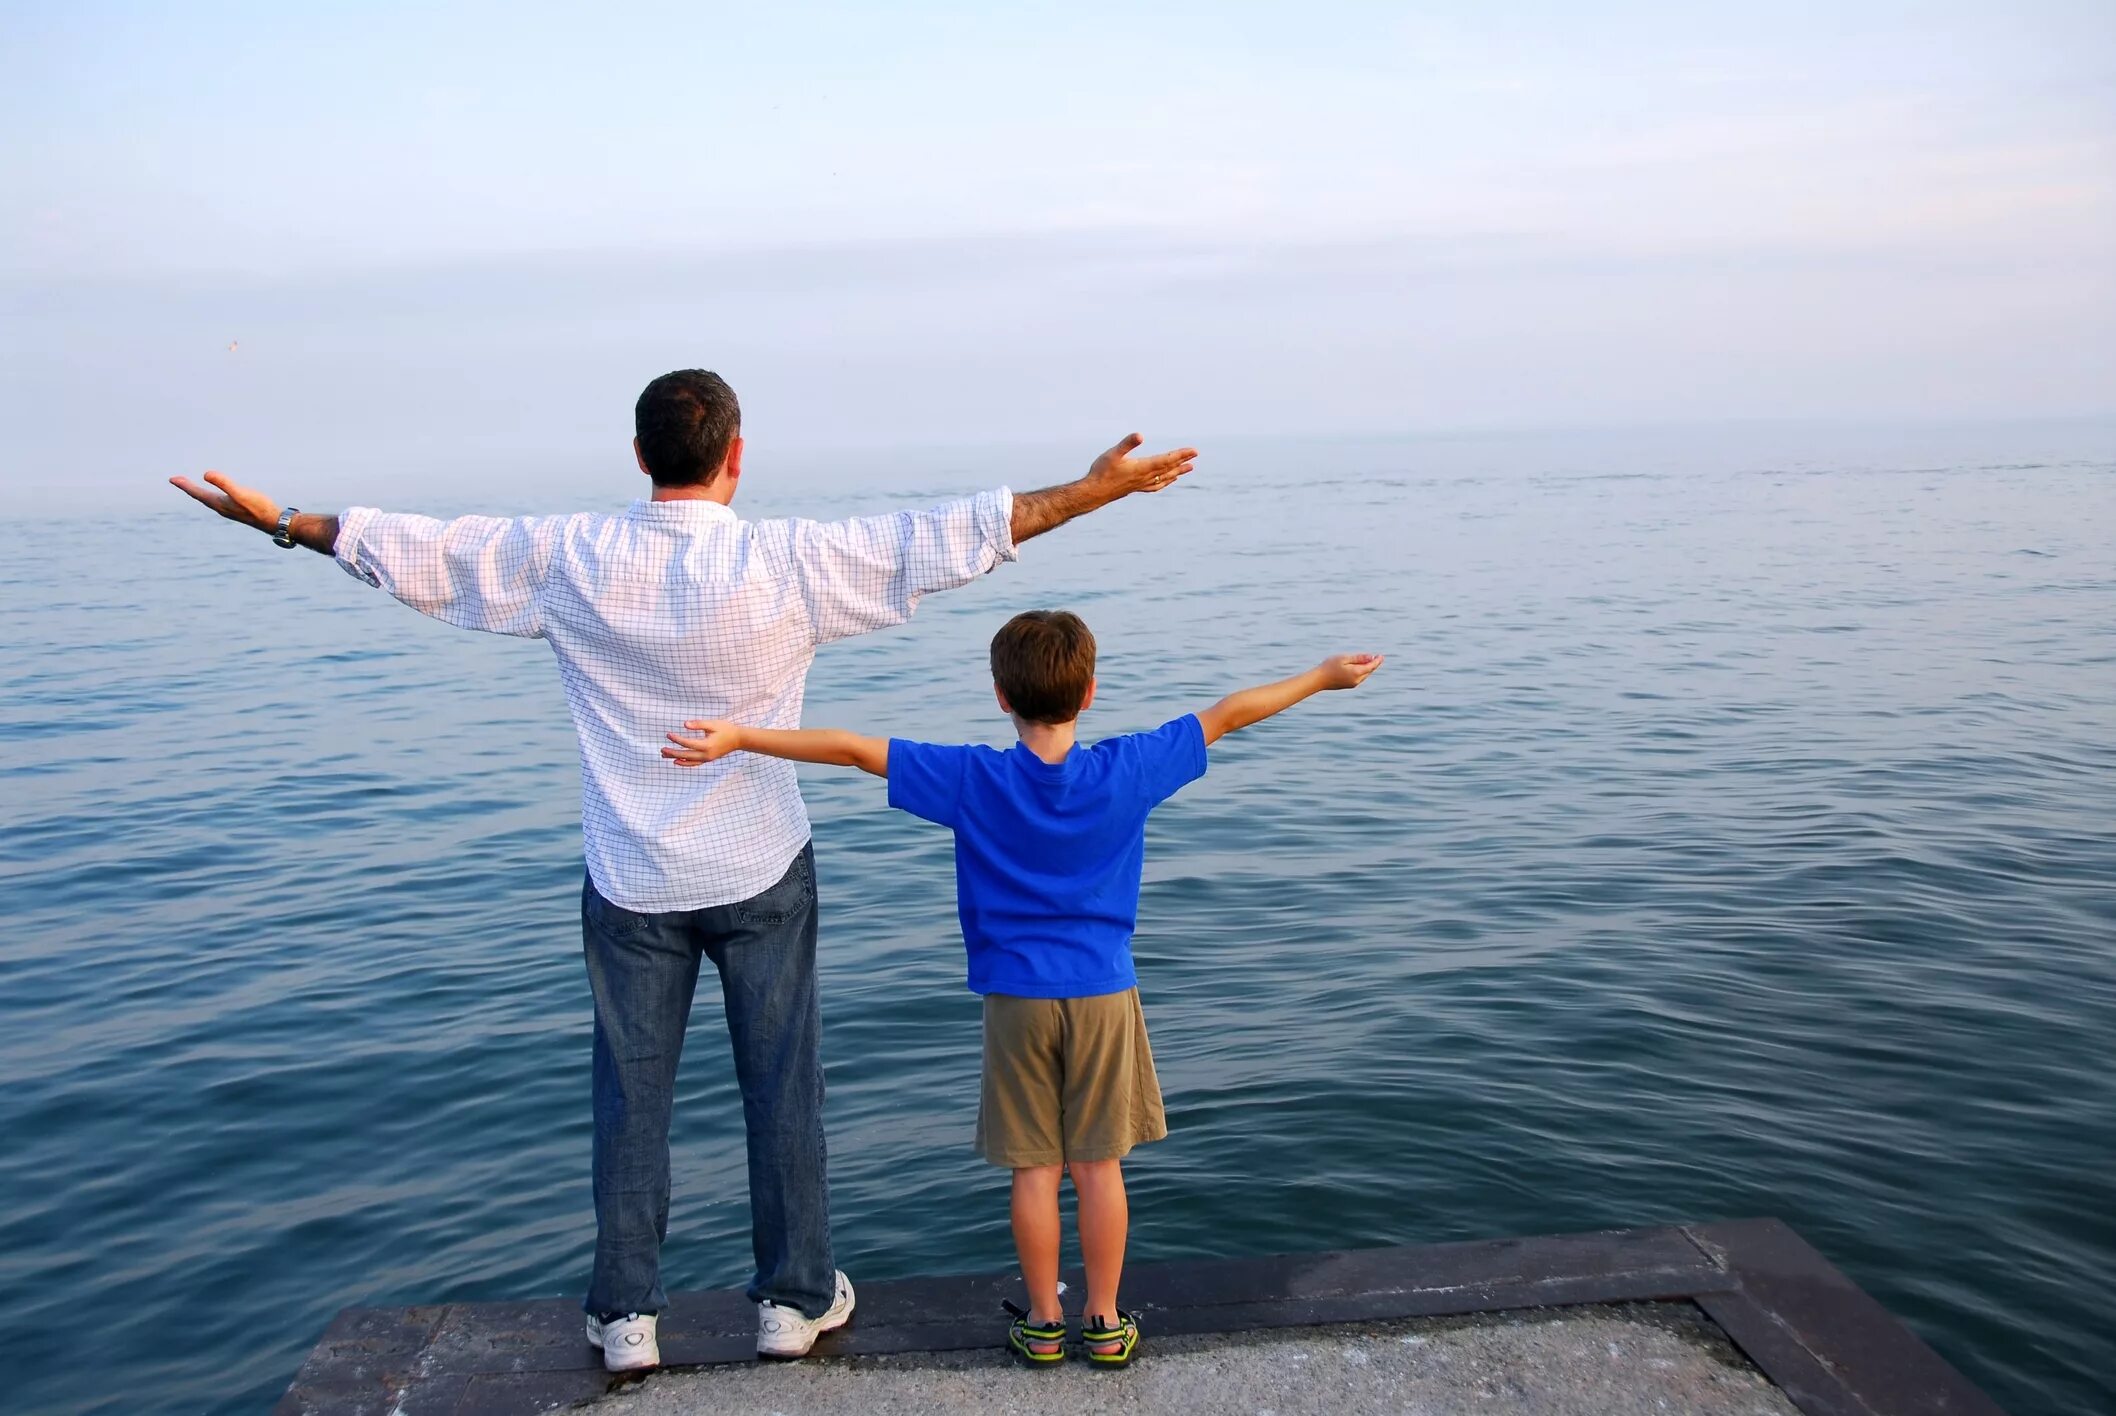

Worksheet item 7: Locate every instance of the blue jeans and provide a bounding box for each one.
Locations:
[580,843,834,1318]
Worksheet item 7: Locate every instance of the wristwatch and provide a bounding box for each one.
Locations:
[272,507,300,549]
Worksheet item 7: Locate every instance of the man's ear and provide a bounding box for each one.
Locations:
[721,435,745,488]
[634,437,650,477]
[994,682,1013,716]
[1080,678,1097,713]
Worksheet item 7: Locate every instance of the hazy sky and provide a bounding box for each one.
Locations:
[4,1,2112,495]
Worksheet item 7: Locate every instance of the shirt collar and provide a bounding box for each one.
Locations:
[625,498,739,523]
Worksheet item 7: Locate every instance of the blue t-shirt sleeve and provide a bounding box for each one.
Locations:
[1121,713,1209,808]
[887,739,971,826]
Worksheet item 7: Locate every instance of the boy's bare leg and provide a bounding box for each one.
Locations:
[1010,1164,1066,1349]
[1068,1158,1128,1346]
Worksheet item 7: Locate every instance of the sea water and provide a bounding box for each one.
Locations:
[2,422,2111,1414]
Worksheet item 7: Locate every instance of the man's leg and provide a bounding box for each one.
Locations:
[581,875,703,1317]
[1010,1164,1066,1346]
[1069,1158,1129,1341]
[701,843,835,1317]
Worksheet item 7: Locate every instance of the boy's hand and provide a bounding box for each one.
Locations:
[663,720,742,767]
[1317,653,1385,690]
[1198,653,1386,744]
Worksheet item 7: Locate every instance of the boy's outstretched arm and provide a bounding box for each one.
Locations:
[664,721,890,777]
[1196,654,1384,745]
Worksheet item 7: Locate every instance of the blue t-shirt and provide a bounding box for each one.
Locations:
[887,715,1209,998]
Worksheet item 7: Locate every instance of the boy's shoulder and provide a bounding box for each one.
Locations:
[887,738,1014,826]
[1087,713,1204,756]
[889,737,1010,762]
[886,737,1014,790]
[1084,713,1209,801]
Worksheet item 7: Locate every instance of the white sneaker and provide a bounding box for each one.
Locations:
[757,1270,855,1358]
[585,1311,660,1373]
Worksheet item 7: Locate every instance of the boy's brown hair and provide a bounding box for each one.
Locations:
[990,611,1096,724]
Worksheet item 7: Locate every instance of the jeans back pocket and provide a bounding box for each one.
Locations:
[735,849,815,925]
[585,880,655,937]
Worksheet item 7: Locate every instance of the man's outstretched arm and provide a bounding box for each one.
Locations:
[170,472,340,552]
[169,469,557,637]
[1196,654,1386,745]
[664,721,889,778]
[787,432,1198,646]
[1010,433,1197,543]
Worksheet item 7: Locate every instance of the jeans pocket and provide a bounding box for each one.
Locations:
[586,888,654,937]
[736,850,814,925]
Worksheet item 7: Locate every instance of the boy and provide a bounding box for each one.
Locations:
[663,611,1382,1366]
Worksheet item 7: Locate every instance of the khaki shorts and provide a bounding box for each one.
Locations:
[976,988,1168,1168]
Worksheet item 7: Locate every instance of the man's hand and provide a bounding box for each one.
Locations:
[1010,433,1199,544]
[1082,433,1197,500]
[1317,653,1386,690]
[169,471,342,553]
[169,471,280,532]
[663,720,743,766]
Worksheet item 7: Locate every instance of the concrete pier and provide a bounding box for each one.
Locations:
[596,1306,1800,1416]
[275,1219,2004,1415]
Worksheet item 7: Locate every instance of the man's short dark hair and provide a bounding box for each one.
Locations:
[635,370,741,488]
[990,611,1097,724]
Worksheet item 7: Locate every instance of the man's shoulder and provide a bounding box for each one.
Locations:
[491,509,625,544]
[750,489,1004,535]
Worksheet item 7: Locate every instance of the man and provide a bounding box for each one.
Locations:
[171,369,1196,1372]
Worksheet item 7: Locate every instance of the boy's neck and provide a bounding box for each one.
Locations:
[1014,716,1078,765]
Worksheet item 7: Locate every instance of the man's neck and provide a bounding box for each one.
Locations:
[650,482,735,505]
[1015,718,1078,765]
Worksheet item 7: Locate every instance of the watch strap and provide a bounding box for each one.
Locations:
[273,507,300,548]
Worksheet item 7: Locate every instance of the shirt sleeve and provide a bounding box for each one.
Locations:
[1118,714,1210,809]
[786,489,1017,646]
[887,739,972,827]
[334,508,564,639]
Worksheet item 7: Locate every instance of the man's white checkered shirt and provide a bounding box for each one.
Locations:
[334,490,1018,912]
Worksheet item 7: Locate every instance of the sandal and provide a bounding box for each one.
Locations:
[1002,1300,1067,1367]
[1082,1310,1140,1367]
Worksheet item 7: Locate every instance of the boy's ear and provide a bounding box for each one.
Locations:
[1081,678,1096,713]
[994,682,1013,716]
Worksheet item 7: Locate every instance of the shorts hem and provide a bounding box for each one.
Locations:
[983,1148,1066,1169]
[980,1129,1167,1168]
[1059,1139,1141,1163]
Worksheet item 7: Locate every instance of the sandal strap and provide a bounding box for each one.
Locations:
[1002,1301,1068,1339]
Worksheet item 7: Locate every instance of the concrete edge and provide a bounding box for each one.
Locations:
[273,1219,2007,1416]
[1685,1219,2008,1416]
